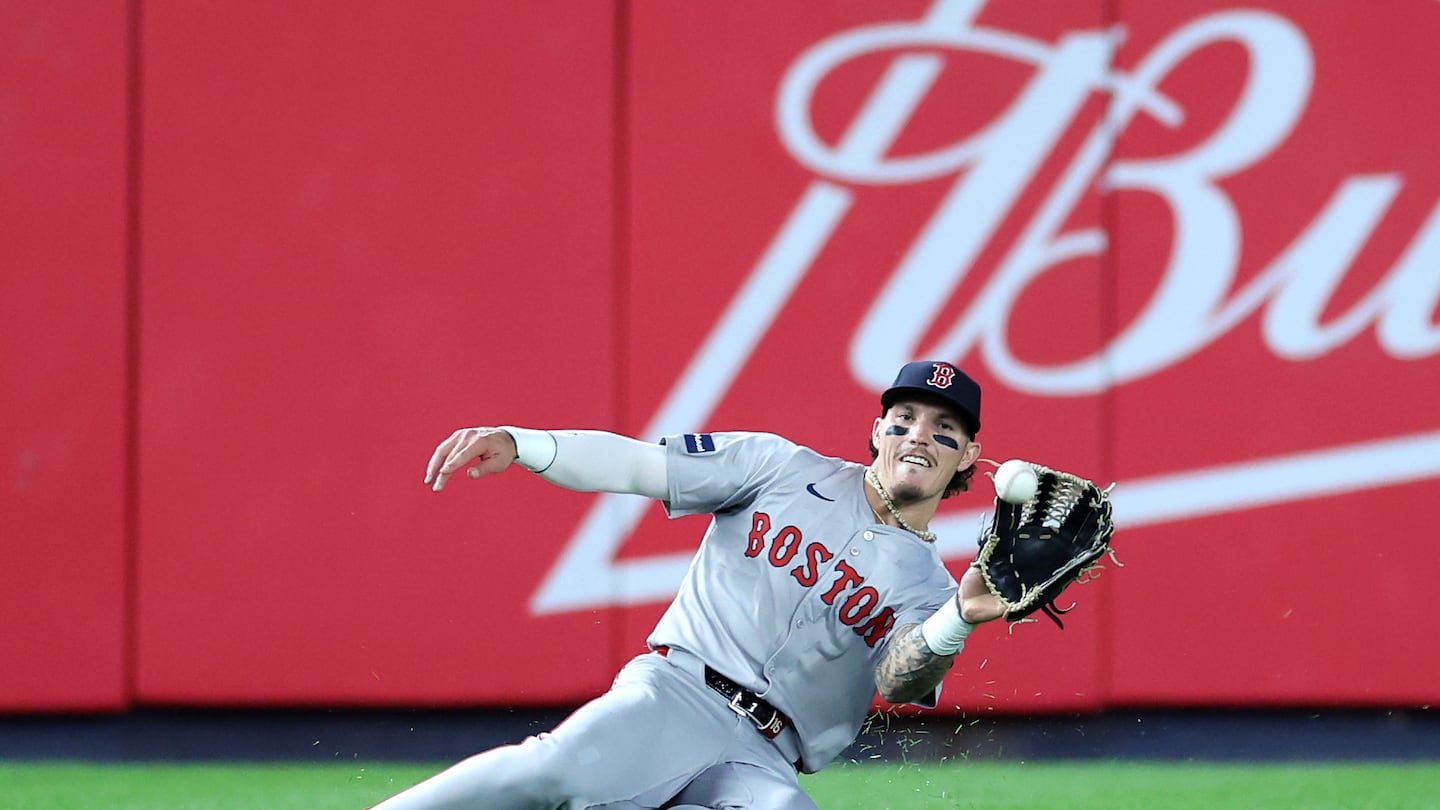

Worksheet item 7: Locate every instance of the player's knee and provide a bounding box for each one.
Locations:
[462,735,596,802]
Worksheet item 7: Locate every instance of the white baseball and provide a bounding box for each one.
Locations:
[993,459,1038,504]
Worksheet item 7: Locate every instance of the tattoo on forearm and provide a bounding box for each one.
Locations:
[875,623,954,704]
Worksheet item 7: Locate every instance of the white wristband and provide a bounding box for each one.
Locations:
[500,427,557,473]
[920,597,974,656]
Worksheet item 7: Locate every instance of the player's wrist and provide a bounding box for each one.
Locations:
[499,426,557,473]
[920,596,974,656]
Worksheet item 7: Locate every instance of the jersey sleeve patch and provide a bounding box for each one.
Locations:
[682,433,717,454]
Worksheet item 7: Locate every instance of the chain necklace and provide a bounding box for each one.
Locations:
[865,467,937,543]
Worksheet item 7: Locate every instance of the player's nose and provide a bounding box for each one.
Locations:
[902,431,933,453]
[908,416,941,443]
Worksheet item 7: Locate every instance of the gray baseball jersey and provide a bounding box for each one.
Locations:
[650,431,959,773]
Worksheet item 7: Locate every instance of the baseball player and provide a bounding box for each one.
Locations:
[375,360,1005,809]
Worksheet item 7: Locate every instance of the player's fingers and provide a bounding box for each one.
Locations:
[432,444,478,492]
[429,429,518,490]
[470,450,511,478]
[432,464,460,491]
[424,432,463,485]
[465,453,505,480]
[964,593,1005,624]
[431,433,483,491]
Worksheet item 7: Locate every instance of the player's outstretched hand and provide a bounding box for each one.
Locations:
[958,564,1005,624]
[425,427,518,492]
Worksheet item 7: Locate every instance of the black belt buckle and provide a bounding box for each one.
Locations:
[703,665,787,740]
[727,690,785,738]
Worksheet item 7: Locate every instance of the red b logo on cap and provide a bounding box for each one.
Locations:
[927,363,955,389]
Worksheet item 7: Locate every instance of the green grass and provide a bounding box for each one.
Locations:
[802,761,1440,809]
[0,760,1437,809]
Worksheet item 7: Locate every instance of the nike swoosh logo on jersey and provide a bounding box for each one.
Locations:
[805,483,835,502]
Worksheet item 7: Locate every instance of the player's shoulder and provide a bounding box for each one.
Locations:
[668,431,854,473]
[668,430,805,455]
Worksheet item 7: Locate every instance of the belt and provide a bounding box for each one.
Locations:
[655,646,789,740]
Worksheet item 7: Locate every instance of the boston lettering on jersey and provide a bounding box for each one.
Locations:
[745,511,898,648]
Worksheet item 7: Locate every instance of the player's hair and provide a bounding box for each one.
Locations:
[869,407,976,498]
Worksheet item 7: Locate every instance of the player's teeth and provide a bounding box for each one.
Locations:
[901,455,931,467]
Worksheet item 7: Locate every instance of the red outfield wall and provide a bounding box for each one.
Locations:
[2,0,1437,713]
[0,0,130,711]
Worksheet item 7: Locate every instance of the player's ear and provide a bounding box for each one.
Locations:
[871,416,885,444]
[961,440,981,470]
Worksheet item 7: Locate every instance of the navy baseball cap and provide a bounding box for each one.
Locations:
[880,360,982,436]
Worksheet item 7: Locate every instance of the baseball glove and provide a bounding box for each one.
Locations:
[974,463,1118,629]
